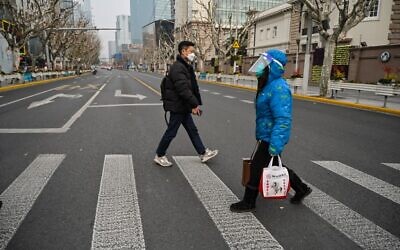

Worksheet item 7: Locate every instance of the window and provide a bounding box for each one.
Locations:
[259,29,263,41]
[266,28,270,39]
[366,0,379,18]
[272,26,277,38]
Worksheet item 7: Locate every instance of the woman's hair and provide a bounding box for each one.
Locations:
[256,66,269,98]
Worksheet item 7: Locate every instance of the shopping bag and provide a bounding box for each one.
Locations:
[259,156,290,199]
[241,158,251,186]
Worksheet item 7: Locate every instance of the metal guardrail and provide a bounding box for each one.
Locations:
[329,81,399,107]
[0,70,83,87]
[196,73,304,93]
[196,73,399,108]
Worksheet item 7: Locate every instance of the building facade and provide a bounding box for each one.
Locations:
[154,0,172,20]
[115,15,131,52]
[247,3,292,56]
[142,19,174,70]
[130,0,153,44]
[214,0,286,26]
[108,41,116,61]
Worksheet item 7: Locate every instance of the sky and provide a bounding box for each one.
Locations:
[90,0,130,59]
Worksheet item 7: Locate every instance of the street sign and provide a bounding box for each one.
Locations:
[232,40,240,49]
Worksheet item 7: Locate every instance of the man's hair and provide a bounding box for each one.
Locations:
[178,41,195,54]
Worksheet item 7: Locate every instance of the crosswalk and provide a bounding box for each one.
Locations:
[0,155,399,249]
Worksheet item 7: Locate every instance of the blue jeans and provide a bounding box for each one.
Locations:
[156,112,206,156]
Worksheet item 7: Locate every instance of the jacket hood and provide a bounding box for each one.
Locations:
[266,49,287,82]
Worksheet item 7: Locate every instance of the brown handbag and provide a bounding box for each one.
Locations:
[241,141,260,186]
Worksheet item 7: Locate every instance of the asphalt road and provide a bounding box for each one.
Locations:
[0,69,399,250]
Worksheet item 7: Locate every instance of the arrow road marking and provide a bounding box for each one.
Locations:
[28,93,83,109]
[115,89,147,100]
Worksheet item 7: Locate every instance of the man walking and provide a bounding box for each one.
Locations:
[154,41,218,167]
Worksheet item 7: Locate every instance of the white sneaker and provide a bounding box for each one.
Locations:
[200,148,218,163]
[154,155,173,167]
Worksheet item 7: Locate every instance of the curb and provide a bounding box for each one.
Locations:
[0,75,78,93]
[199,79,400,117]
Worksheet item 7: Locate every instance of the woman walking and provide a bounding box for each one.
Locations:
[230,49,312,213]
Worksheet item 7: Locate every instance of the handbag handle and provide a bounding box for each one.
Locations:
[250,140,261,160]
[267,155,283,168]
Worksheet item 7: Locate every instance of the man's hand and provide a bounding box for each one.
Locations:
[192,106,201,116]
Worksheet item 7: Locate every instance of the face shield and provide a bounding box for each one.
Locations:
[248,52,284,74]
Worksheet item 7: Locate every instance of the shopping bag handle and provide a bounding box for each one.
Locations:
[267,155,283,168]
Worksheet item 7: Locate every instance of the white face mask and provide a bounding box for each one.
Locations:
[187,53,196,62]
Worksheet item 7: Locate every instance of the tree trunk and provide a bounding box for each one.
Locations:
[13,48,20,72]
[320,36,336,97]
[198,58,205,72]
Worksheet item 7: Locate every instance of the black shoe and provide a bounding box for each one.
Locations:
[230,187,258,213]
[0,200,2,209]
[290,187,312,204]
[230,200,255,213]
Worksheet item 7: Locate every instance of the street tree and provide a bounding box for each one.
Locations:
[297,0,379,96]
[177,21,213,72]
[0,0,75,70]
[195,0,256,72]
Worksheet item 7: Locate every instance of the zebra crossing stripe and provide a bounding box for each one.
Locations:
[302,183,400,249]
[91,155,145,250]
[312,161,400,205]
[174,156,283,249]
[0,154,65,250]
[241,100,254,104]
[382,163,400,171]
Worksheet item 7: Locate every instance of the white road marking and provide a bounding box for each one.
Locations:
[174,156,283,249]
[0,154,65,249]
[91,155,145,249]
[62,84,106,130]
[382,163,400,171]
[301,183,400,249]
[89,103,162,108]
[312,161,400,204]
[0,86,60,108]
[27,93,83,109]
[223,95,236,99]
[114,89,147,100]
[211,92,221,95]
[241,100,254,104]
[201,89,209,92]
[0,128,67,133]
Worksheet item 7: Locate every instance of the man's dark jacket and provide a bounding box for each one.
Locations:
[163,55,202,113]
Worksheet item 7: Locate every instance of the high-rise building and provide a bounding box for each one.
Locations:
[81,0,93,25]
[177,0,286,27]
[154,0,172,20]
[108,41,116,60]
[130,0,153,44]
[115,15,131,52]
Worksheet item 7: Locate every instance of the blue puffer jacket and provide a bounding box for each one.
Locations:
[255,50,292,155]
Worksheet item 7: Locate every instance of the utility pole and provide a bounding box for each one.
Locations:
[233,0,238,74]
[302,10,312,95]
